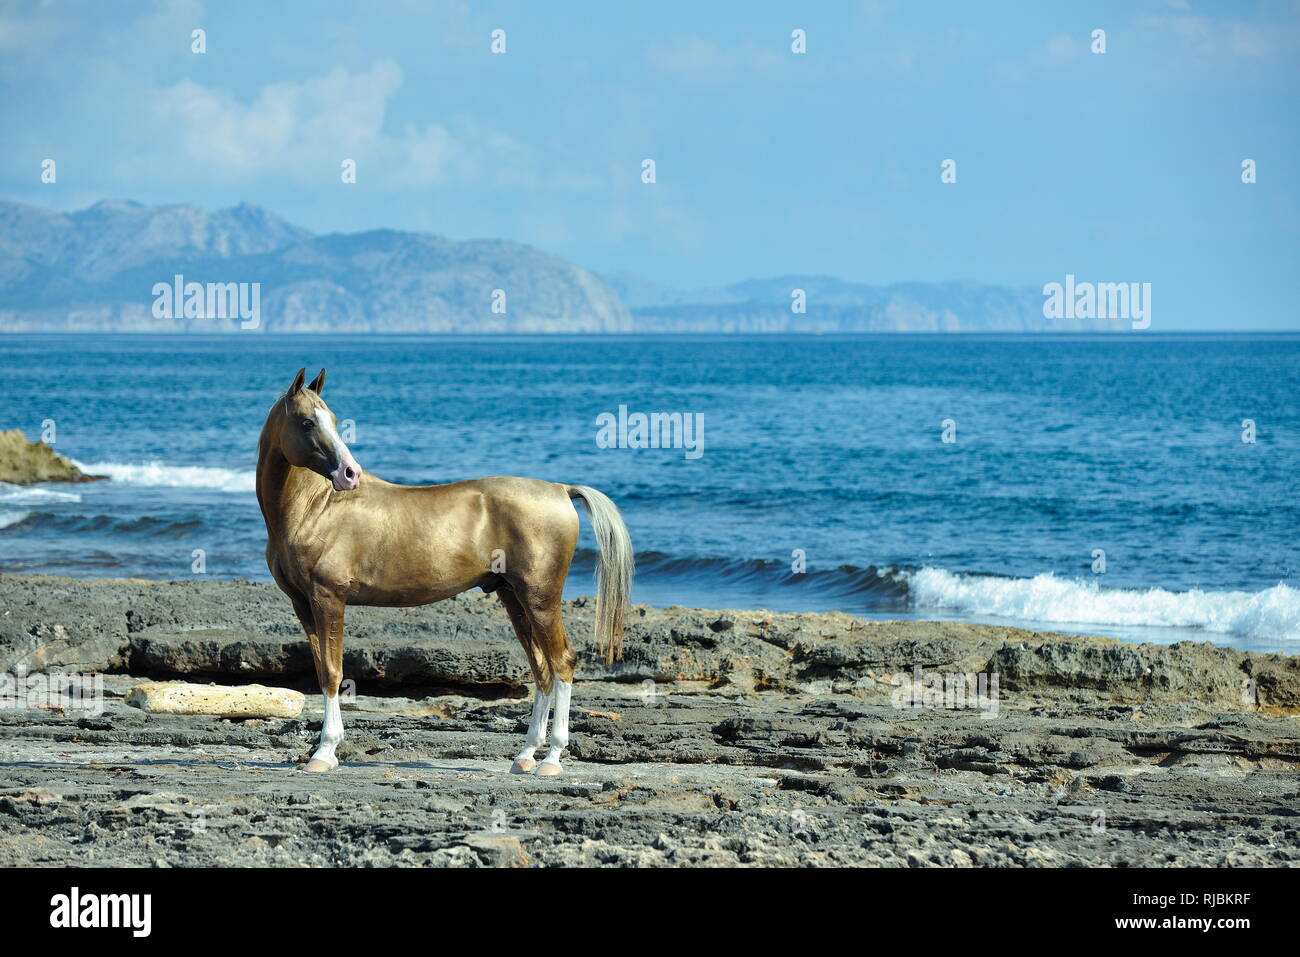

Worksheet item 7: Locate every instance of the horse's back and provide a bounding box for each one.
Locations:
[381,472,579,563]
[408,474,571,515]
[465,475,580,537]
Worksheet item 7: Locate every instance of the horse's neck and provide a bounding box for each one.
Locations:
[256,444,324,540]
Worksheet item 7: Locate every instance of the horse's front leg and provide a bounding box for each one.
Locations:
[304,593,347,773]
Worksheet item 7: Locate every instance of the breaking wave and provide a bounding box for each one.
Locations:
[0,482,82,504]
[71,460,256,493]
[901,566,1299,643]
[569,551,1299,644]
[0,510,31,529]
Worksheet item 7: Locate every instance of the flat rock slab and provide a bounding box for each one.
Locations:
[125,681,305,718]
[1,682,1297,868]
[1,574,1298,867]
[2,575,1298,713]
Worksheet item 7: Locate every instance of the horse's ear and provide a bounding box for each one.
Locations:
[307,368,325,394]
[289,368,306,394]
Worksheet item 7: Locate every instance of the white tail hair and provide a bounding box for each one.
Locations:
[568,485,633,663]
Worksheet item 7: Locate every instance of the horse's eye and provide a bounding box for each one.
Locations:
[302,419,315,430]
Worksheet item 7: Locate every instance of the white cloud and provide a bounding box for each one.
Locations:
[993,5,1299,85]
[135,59,544,190]
[646,34,783,77]
[152,61,403,176]
[1139,8,1300,59]
[648,35,737,74]
[1045,33,1077,61]
[0,1,548,193]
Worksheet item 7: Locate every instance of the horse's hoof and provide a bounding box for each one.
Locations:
[302,758,336,773]
[535,761,562,776]
[510,758,536,774]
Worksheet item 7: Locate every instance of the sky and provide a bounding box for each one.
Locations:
[1,0,1298,328]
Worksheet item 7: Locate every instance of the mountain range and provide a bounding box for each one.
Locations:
[0,198,1110,333]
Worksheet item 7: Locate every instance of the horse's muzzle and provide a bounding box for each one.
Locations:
[330,457,362,492]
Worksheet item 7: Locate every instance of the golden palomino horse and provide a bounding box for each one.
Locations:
[256,368,633,775]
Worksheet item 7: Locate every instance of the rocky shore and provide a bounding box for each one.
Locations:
[0,430,103,485]
[1,574,1297,867]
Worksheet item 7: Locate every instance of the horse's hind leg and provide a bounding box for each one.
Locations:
[526,594,575,777]
[499,588,550,774]
[303,593,346,773]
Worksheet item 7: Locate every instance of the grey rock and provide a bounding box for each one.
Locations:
[0,574,1297,867]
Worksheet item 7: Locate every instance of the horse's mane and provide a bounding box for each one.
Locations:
[257,391,289,455]
[255,390,303,530]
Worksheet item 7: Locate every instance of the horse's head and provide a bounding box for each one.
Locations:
[267,368,363,491]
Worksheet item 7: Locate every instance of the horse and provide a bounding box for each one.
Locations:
[255,368,633,776]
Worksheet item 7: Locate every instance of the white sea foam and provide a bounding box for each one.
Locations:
[71,461,256,493]
[903,566,1300,643]
[0,482,81,504]
[0,510,31,529]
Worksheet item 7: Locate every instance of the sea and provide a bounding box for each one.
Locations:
[1,333,1296,653]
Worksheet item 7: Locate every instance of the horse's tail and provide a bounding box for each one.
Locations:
[567,485,633,663]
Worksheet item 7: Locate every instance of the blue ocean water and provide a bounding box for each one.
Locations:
[1,334,1297,652]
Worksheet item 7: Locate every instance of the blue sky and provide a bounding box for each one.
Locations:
[1,0,1298,327]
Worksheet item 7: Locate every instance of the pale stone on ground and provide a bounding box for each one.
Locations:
[125,680,305,718]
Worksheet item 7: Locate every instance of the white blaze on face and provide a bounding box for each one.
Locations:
[315,408,362,490]
[314,407,347,457]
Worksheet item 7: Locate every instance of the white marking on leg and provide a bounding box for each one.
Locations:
[538,678,572,772]
[310,693,343,769]
[513,686,551,766]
